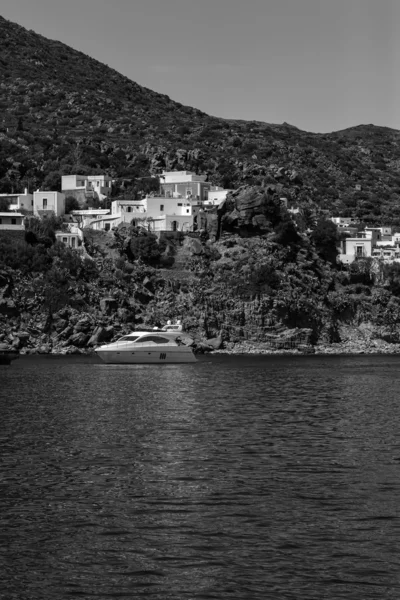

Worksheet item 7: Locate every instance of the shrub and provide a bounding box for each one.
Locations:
[310,218,339,266]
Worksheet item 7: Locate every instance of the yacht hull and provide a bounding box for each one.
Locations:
[96,347,197,364]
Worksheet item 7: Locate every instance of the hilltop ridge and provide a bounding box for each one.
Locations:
[1,15,400,225]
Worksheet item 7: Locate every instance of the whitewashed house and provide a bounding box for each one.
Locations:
[0,212,25,230]
[159,171,211,202]
[70,209,111,229]
[33,191,65,217]
[0,189,33,213]
[55,225,84,251]
[62,174,113,201]
[204,187,232,207]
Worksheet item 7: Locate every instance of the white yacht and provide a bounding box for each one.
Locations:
[95,322,197,364]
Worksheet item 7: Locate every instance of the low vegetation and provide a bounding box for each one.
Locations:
[1,15,400,227]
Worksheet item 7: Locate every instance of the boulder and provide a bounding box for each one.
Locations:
[206,336,223,350]
[16,331,30,344]
[134,289,153,304]
[142,277,155,293]
[179,335,195,347]
[186,237,204,255]
[53,318,68,333]
[124,262,135,274]
[38,344,51,354]
[68,332,90,347]
[0,273,13,299]
[59,325,73,340]
[74,318,92,333]
[88,326,114,346]
[100,297,118,314]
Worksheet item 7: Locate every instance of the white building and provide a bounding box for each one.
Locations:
[145,196,193,232]
[331,217,358,227]
[33,191,65,217]
[338,237,374,264]
[0,212,25,230]
[62,174,113,200]
[70,209,111,228]
[0,190,33,213]
[111,200,147,223]
[372,246,400,262]
[159,171,211,202]
[55,225,84,251]
[86,194,195,233]
[204,187,232,207]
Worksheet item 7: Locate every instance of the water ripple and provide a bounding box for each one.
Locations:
[1,354,400,599]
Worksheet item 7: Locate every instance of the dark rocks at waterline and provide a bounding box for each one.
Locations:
[88,326,114,347]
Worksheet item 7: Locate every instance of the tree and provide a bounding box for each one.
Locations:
[310,218,338,266]
[43,171,62,191]
[128,229,164,264]
[273,219,300,247]
[65,196,80,213]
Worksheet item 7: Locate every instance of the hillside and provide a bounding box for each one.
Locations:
[1,15,400,225]
[2,203,400,356]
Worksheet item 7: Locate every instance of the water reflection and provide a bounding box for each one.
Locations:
[1,355,400,598]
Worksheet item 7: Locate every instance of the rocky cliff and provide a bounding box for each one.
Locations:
[2,189,400,356]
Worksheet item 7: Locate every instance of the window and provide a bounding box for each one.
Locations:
[105,223,111,231]
[186,209,190,213]
[62,237,68,243]
[204,189,209,200]
[177,203,182,206]
[119,335,140,342]
[160,205,164,211]
[0,219,2,224]
[11,218,16,225]
[43,198,47,209]
[71,237,76,248]
[127,207,132,212]
[136,336,170,344]
[356,246,363,256]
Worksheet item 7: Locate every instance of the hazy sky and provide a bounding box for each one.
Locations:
[1,0,399,133]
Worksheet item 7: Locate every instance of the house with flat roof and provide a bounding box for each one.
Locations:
[0,190,33,213]
[111,200,146,222]
[338,237,373,264]
[159,171,211,202]
[70,209,111,229]
[203,187,233,208]
[33,191,65,217]
[0,212,25,230]
[55,225,85,252]
[144,196,193,232]
[62,174,112,202]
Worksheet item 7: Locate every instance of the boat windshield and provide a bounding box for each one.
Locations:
[118,335,140,342]
[134,335,171,344]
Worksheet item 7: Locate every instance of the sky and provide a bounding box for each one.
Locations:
[1,0,399,133]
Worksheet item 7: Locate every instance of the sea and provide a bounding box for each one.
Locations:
[1,353,400,600]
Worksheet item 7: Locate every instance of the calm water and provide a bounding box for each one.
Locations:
[1,354,400,599]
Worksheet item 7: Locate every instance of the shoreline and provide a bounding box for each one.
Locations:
[16,342,400,357]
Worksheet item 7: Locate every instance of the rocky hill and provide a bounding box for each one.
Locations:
[1,15,400,225]
[2,191,400,356]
